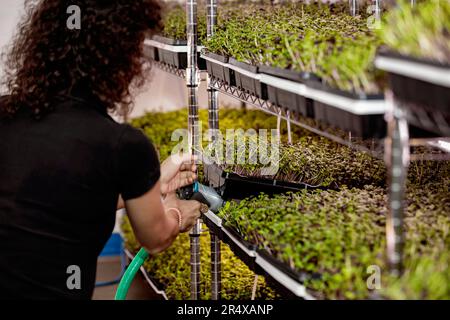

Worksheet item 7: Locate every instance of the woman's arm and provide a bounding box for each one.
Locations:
[124,181,201,255]
[117,195,125,210]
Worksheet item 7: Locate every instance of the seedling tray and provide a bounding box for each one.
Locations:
[379,52,450,133]
[204,52,236,86]
[259,65,318,117]
[204,162,323,200]
[308,81,386,139]
[229,58,267,99]
[257,249,319,285]
[143,45,159,62]
[221,225,261,274]
[152,35,187,46]
[158,48,187,69]
[151,35,206,70]
[255,252,315,300]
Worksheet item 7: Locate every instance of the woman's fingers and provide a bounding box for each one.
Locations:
[177,172,197,188]
[179,161,197,173]
[180,171,196,181]
[160,153,198,195]
[170,153,197,167]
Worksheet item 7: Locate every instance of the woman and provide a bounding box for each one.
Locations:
[0,0,201,299]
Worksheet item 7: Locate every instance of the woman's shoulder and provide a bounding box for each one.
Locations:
[117,123,151,148]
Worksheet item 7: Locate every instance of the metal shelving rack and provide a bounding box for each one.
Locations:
[375,55,450,275]
[208,77,385,158]
[151,59,186,79]
[138,0,450,299]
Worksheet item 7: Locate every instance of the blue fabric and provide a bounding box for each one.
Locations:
[99,233,123,257]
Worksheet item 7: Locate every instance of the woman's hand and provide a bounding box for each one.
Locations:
[160,153,197,196]
[163,192,201,233]
[176,199,202,232]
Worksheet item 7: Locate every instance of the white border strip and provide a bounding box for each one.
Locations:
[202,53,260,80]
[202,54,386,115]
[260,74,386,115]
[255,254,315,300]
[375,56,450,88]
[145,39,204,53]
[222,227,257,257]
[203,210,222,227]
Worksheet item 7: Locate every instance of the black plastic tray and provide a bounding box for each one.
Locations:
[152,35,187,46]
[221,225,261,274]
[229,58,267,99]
[151,36,206,70]
[257,249,319,285]
[390,73,450,117]
[267,86,315,118]
[378,51,450,132]
[259,65,320,83]
[307,79,384,101]
[204,162,324,200]
[379,51,450,122]
[307,81,386,139]
[204,52,236,86]
[143,45,159,61]
[259,65,317,117]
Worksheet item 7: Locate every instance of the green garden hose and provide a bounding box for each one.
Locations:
[114,247,149,300]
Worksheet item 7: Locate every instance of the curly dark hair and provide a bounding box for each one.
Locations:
[1,0,161,118]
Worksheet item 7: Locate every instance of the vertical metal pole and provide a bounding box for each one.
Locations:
[349,0,359,16]
[187,0,201,301]
[286,109,292,145]
[375,0,382,21]
[207,0,221,301]
[384,91,409,276]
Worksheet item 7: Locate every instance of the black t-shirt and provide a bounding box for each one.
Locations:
[0,89,160,299]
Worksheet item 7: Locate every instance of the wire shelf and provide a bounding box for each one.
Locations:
[210,77,384,158]
[150,60,186,79]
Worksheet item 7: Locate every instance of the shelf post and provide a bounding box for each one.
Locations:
[187,0,201,301]
[384,91,410,276]
[349,0,359,16]
[207,0,222,301]
[375,0,382,21]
